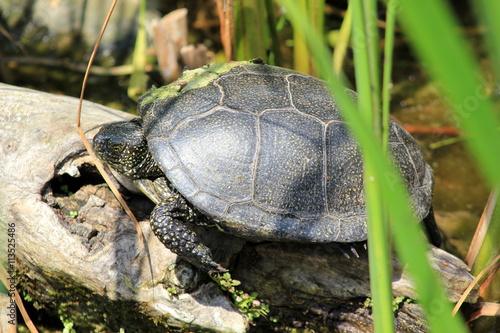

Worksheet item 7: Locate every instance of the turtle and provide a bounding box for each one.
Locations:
[93,59,441,272]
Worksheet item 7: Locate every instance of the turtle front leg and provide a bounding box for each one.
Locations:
[150,195,226,272]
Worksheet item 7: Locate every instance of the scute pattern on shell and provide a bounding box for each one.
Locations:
[138,62,433,243]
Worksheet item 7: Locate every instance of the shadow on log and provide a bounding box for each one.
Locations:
[0,83,477,332]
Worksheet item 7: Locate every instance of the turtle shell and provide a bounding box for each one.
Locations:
[137,61,433,243]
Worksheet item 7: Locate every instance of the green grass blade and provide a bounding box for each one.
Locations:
[264,0,282,65]
[332,5,352,77]
[473,1,500,81]
[351,1,394,331]
[234,0,270,61]
[127,0,147,101]
[364,163,394,333]
[351,0,372,123]
[292,0,325,75]
[292,0,311,74]
[395,0,500,188]
[381,0,397,150]
[472,4,500,262]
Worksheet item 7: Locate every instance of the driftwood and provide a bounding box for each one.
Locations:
[0,83,478,332]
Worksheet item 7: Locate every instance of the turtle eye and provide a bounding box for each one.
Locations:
[110,144,123,154]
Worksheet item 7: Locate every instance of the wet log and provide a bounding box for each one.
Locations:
[0,83,477,332]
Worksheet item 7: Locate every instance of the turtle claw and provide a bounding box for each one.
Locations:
[192,244,228,272]
[338,246,350,259]
[350,246,360,258]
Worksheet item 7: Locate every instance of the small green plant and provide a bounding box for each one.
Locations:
[166,286,178,297]
[212,272,270,322]
[363,297,372,308]
[364,296,413,312]
[392,296,412,312]
[59,184,74,196]
[61,316,76,333]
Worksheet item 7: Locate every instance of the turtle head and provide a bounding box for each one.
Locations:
[93,118,161,178]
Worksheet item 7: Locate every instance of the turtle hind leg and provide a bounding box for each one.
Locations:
[422,206,442,247]
[150,195,226,272]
